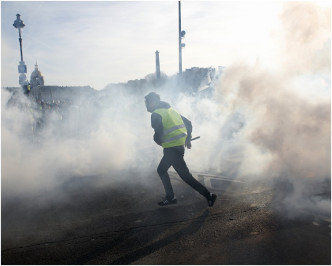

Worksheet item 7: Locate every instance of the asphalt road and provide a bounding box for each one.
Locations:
[2,173,331,264]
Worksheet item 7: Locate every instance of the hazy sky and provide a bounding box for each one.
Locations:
[0,1,328,90]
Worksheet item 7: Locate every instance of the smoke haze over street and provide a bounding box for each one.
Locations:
[2,1,330,222]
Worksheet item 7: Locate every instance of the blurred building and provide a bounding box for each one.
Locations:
[30,62,44,88]
[5,64,225,105]
[29,85,95,103]
[180,66,224,96]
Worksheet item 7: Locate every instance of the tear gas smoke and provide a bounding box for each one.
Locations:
[1,87,160,201]
[1,2,330,218]
[215,2,329,217]
[162,2,331,217]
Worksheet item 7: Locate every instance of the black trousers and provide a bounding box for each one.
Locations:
[157,146,210,200]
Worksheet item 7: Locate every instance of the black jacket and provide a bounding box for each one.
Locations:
[150,101,192,146]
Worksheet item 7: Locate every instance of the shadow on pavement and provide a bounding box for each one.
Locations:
[109,208,209,265]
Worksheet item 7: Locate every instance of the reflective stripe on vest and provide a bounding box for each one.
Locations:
[162,124,186,136]
[153,108,187,148]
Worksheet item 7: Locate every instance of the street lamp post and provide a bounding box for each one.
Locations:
[178,1,186,76]
[13,14,28,86]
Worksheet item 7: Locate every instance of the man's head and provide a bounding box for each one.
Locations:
[145,92,160,112]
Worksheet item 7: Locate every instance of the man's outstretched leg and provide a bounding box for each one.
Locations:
[171,147,217,207]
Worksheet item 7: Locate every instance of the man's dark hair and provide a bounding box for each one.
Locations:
[145,92,160,103]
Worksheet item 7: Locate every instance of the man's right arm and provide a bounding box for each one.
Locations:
[151,113,163,145]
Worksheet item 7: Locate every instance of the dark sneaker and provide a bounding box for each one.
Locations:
[207,193,217,207]
[158,197,177,206]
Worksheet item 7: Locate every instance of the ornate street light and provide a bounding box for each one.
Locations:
[13,14,28,86]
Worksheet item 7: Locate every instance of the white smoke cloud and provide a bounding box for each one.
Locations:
[223,3,331,216]
[168,2,330,217]
[279,2,331,76]
[1,87,158,199]
[1,2,330,219]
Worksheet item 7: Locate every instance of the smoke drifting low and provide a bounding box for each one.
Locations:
[1,88,159,200]
[167,2,330,217]
[1,2,330,219]
[216,2,330,216]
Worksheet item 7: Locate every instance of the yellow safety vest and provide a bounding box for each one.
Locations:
[153,108,187,148]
